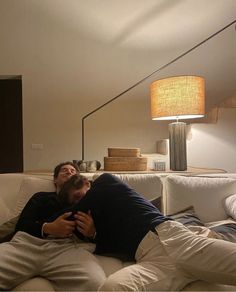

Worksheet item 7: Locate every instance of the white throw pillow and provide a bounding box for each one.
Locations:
[0,197,11,225]
[224,194,236,220]
[165,175,236,223]
[12,176,55,217]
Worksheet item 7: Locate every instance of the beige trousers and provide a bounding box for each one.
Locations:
[0,231,106,291]
[99,221,236,291]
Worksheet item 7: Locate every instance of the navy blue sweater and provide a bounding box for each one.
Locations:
[16,192,63,238]
[66,173,170,259]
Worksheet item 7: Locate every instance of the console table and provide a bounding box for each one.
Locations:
[24,166,227,177]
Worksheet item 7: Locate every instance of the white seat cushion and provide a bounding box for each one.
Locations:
[0,197,11,225]
[13,277,54,291]
[165,175,236,222]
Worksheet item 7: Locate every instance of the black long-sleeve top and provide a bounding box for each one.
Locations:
[49,173,171,260]
[15,192,65,238]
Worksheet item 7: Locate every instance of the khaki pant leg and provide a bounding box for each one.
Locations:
[0,232,42,290]
[157,220,236,286]
[99,231,193,291]
[41,238,106,291]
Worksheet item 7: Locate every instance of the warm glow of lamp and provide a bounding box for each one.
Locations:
[151,76,205,121]
[150,75,205,171]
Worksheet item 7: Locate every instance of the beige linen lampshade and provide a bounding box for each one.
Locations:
[150,75,205,171]
[151,76,205,120]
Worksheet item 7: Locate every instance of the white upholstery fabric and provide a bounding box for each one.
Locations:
[1,173,236,291]
[93,173,163,200]
[12,176,55,217]
[0,174,25,211]
[13,277,54,291]
[182,280,236,291]
[96,255,127,277]
[224,194,236,220]
[0,197,11,225]
[165,175,236,222]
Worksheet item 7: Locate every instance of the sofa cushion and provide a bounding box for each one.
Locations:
[169,206,205,227]
[96,255,125,276]
[206,219,236,243]
[0,197,11,225]
[0,216,19,243]
[210,223,236,243]
[93,173,163,201]
[12,177,55,217]
[165,175,236,222]
[13,277,54,291]
[183,280,236,291]
[224,194,236,220]
[150,196,162,211]
[93,173,163,211]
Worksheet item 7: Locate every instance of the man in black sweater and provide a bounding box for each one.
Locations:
[0,162,106,291]
[57,173,236,291]
[15,162,96,239]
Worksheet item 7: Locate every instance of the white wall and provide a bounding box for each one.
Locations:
[0,1,235,172]
[85,93,169,162]
[0,0,168,170]
[188,108,236,172]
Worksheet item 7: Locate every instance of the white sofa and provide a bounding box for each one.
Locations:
[0,172,236,291]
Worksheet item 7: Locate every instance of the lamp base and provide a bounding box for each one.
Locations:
[169,122,187,171]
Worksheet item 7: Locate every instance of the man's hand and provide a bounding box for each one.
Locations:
[43,212,76,238]
[74,211,96,238]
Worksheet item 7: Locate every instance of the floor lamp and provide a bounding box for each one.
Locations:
[81,21,235,162]
[151,76,205,171]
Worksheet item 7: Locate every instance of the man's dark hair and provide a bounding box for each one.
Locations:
[53,161,79,179]
[58,174,89,205]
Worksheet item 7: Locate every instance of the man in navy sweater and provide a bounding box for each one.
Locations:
[59,173,236,291]
[15,162,96,239]
[0,162,105,291]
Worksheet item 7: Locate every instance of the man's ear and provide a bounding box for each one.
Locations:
[86,181,91,189]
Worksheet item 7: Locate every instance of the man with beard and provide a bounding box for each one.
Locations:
[0,162,106,291]
[56,173,236,291]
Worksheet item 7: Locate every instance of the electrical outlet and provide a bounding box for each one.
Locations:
[31,143,44,150]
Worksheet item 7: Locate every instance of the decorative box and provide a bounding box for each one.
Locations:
[104,156,147,171]
[108,147,140,158]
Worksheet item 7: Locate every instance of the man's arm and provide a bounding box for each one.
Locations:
[15,192,76,238]
[15,192,50,237]
[42,212,76,238]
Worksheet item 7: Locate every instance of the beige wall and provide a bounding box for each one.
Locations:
[85,95,168,163]
[24,90,169,171]
[187,108,236,172]
[0,1,168,170]
[0,1,235,172]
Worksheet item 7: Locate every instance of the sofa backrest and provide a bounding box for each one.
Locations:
[0,174,26,212]
[11,176,55,218]
[2,172,235,225]
[164,175,236,222]
[0,174,56,224]
[93,173,163,201]
[0,173,163,224]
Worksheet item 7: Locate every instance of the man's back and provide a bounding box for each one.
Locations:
[77,173,170,259]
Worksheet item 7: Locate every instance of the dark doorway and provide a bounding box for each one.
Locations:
[0,77,23,173]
